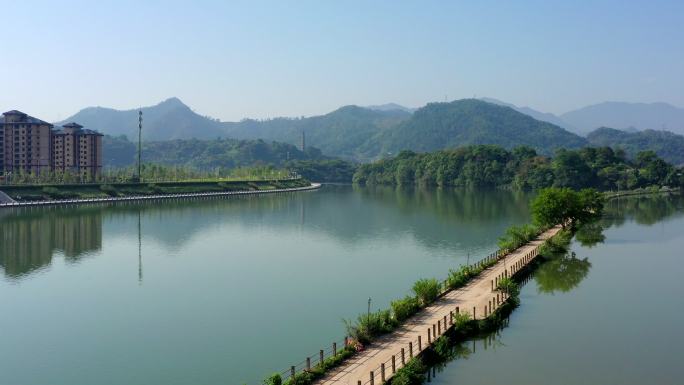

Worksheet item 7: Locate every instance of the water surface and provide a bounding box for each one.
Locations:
[0,185,532,385]
[431,194,684,385]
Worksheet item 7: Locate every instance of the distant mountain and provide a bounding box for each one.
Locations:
[364,99,587,157]
[365,103,416,114]
[480,97,577,132]
[561,102,684,135]
[587,127,684,166]
[58,97,225,140]
[223,105,411,160]
[102,135,324,168]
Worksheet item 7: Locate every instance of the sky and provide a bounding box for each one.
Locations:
[1,0,683,122]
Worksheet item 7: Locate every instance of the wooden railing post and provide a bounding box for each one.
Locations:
[381,363,385,382]
[428,328,431,343]
[320,350,324,366]
[306,357,310,371]
[333,342,337,356]
[392,355,396,373]
[418,335,422,351]
[409,341,413,358]
[291,366,295,380]
[370,371,374,385]
[401,348,405,365]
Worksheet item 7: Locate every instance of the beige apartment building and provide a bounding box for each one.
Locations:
[0,110,103,179]
[52,122,103,177]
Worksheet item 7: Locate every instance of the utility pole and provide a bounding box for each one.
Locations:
[137,110,143,182]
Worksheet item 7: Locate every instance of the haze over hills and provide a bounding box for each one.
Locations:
[58,97,225,140]
[223,105,411,160]
[560,102,684,135]
[62,97,684,163]
[480,97,577,132]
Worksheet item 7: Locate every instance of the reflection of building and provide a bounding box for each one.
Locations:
[0,210,103,278]
[0,110,103,178]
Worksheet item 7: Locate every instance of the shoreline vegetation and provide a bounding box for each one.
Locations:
[0,178,312,203]
[353,145,684,192]
[264,188,604,385]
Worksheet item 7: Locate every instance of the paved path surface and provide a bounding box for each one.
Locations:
[315,225,562,385]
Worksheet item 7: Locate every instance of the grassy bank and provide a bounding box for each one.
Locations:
[0,178,311,202]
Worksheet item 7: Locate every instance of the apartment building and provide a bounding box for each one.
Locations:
[0,110,52,174]
[0,110,103,178]
[52,122,103,177]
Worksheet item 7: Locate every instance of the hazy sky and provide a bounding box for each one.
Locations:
[1,0,683,122]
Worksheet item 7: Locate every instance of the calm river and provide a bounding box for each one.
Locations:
[0,185,530,385]
[0,186,681,385]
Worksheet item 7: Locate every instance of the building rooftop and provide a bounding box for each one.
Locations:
[62,122,83,129]
[1,110,53,126]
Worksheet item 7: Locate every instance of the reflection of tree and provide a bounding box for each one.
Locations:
[0,209,102,278]
[603,194,684,227]
[574,222,606,247]
[535,253,591,294]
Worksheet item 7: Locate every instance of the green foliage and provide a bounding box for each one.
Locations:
[497,224,539,251]
[102,135,328,170]
[353,144,679,191]
[285,159,357,182]
[587,127,684,166]
[391,296,421,322]
[412,278,441,306]
[263,373,282,385]
[391,358,427,385]
[531,187,604,229]
[368,99,587,158]
[99,184,118,197]
[344,310,397,345]
[496,277,520,298]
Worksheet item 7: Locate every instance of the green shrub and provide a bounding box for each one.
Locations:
[344,309,397,345]
[446,265,475,289]
[263,373,282,385]
[99,184,118,196]
[391,296,421,322]
[497,224,539,251]
[391,358,426,385]
[412,278,440,306]
[497,277,520,297]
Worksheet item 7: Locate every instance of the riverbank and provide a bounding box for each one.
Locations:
[0,179,320,208]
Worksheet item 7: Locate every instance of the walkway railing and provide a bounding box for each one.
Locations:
[0,183,321,208]
[272,247,507,384]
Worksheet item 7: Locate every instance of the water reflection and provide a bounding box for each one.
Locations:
[534,253,592,294]
[0,208,102,278]
[0,187,533,279]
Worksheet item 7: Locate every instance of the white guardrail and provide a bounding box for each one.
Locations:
[0,183,322,209]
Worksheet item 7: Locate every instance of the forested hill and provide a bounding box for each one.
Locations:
[223,105,410,160]
[587,127,684,166]
[363,99,588,158]
[353,145,683,191]
[103,135,326,169]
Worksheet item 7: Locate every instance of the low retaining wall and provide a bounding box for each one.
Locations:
[0,183,321,209]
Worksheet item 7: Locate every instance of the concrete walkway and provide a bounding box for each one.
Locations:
[315,225,562,385]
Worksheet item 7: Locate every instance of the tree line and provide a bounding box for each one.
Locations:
[353,145,684,190]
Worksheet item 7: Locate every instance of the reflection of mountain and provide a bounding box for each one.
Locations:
[0,210,102,278]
